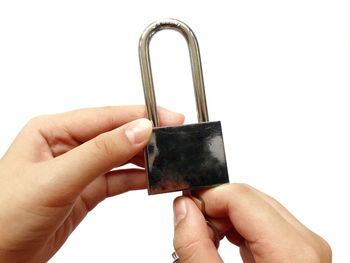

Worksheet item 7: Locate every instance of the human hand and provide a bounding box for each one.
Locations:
[173,184,331,263]
[0,106,184,263]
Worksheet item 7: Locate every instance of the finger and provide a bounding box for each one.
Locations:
[191,187,302,246]
[198,185,305,235]
[42,105,185,143]
[198,184,295,243]
[78,168,146,211]
[42,118,151,201]
[252,187,308,231]
[173,197,223,263]
[105,169,147,196]
[7,106,184,160]
[239,243,256,263]
[101,149,145,168]
[252,187,331,253]
[198,184,332,262]
[226,227,245,246]
[205,217,244,246]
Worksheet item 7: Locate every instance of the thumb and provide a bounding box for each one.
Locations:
[173,197,223,263]
[47,118,152,198]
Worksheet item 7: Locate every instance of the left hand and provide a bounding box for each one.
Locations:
[0,105,184,263]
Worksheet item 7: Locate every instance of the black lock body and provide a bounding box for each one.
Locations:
[146,121,229,195]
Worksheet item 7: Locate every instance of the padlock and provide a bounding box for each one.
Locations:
[139,19,229,195]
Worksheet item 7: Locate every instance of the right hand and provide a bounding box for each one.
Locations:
[173,184,332,263]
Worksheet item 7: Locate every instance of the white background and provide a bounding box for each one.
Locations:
[0,0,349,262]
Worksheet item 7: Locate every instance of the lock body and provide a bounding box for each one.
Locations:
[146,121,229,195]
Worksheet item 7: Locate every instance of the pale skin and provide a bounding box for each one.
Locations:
[0,106,331,262]
[0,106,184,263]
[173,185,332,262]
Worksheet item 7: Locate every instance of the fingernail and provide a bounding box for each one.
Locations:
[173,198,187,226]
[125,119,152,144]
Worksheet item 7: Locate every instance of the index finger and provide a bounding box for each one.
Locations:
[6,105,184,161]
[43,105,185,142]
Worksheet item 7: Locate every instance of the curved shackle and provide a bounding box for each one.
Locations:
[139,18,209,127]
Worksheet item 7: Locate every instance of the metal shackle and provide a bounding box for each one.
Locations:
[139,18,209,127]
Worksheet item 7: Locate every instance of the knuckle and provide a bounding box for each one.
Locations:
[229,183,254,195]
[300,242,327,263]
[27,115,49,127]
[322,241,332,262]
[314,235,332,262]
[289,231,332,263]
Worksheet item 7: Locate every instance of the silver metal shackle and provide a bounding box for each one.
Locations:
[139,18,209,127]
